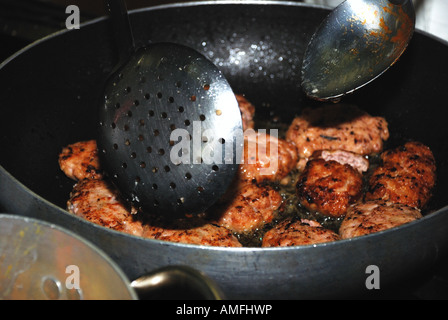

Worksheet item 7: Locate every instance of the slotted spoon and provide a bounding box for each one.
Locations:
[97,0,243,217]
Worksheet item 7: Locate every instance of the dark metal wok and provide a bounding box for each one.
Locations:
[1,1,448,299]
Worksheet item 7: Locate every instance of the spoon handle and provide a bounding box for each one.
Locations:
[106,0,135,63]
[388,0,408,5]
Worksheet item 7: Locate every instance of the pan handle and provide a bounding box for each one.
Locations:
[130,265,225,300]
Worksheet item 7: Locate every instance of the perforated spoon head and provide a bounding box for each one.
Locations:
[98,43,243,217]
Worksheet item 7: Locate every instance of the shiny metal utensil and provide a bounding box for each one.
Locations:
[0,214,224,300]
[0,214,136,300]
[98,0,242,218]
[131,265,225,300]
[301,0,415,101]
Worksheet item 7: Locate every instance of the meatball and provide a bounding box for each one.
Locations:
[59,140,103,181]
[236,94,255,131]
[209,181,283,233]
[339,200,422,239]
[286,104,389,170]
[312,149,369,173]
[262,219,340,247]
[67,178,144,236]
[366,141,436,209]
[143,216,242,247]
[296,158,363,218]
[239,131,298,183]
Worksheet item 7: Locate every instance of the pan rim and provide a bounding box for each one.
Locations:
[0,0,447,252]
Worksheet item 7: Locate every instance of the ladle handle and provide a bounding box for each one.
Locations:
[388,0,408,5]
[130,266,225,300]
[106,0,135,63]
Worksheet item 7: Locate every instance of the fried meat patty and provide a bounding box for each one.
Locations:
[239,132,298,183]
[339,200,422,239]
[312,149,369,173]
[236,94,255,131]
[209,181,283,233]
[59,140,102,181]
[286,104,389,170]
[143,216,242,247]
[67,178,144,236]
[366,141,436,209]
[296,158,363,218]
[262,219,340,247]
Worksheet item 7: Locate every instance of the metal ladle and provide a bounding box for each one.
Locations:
[97,0,243,218]
[301,0,415,101]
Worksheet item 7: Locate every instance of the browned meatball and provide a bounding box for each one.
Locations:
[262,219,340,247]
[239,132,298,183]
[286,104,389,170]
[366,141,436,209]
[236,94,255,131]
[296,158,363,218]
[312,149,369,173]
[67,178,144,236]
[339,200,422,239]
[59,140,103,181]
[142,216,242,247]
[209,181,283,233]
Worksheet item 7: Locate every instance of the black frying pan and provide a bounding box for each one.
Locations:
[1,1,448,299]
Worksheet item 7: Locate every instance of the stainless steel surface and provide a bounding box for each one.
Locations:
[301,0,415,100]
[99,0,242,217]
[0,214,137,300]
